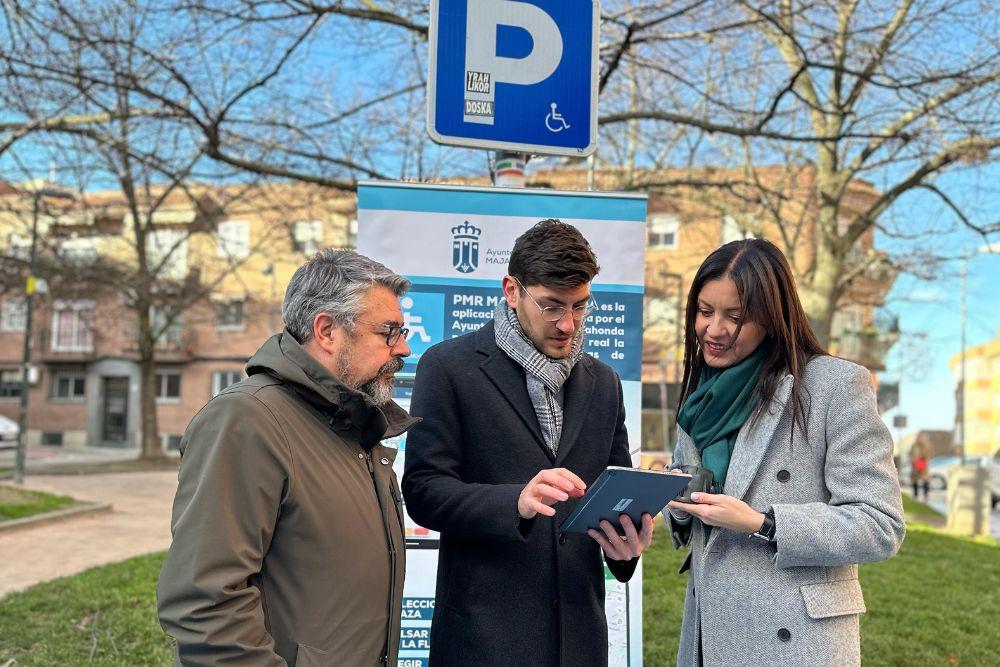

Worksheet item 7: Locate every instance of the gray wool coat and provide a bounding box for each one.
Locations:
[667,355,905,667]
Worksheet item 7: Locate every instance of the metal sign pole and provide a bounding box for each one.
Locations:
[14,192,41,484]
[493,151,528,188]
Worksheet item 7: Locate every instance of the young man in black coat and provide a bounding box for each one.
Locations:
[402,220,654,666]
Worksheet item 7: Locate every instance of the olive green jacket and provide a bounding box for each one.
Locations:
[157,333,417,666]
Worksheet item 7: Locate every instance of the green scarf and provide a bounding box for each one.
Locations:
[677,344,766,494]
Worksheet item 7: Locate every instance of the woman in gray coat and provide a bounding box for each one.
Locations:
[665,239,904,667]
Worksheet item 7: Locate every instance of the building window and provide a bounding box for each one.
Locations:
[61,237,98,266]
[644,296,680,331]
[51,372,86,401]
[347,218,358,249]
[8,234,31,261]
[155,371,181,401]
[722,215,757,244]
[217,220,250,259]
[215,300,245,330]
[50,300,94,352]
[212,370,243,397]
[293,220,323,254]
[647,215,679,249]
[41,431,64,447]
[150,306,184,347]
[146,230,189,281]
[0,370,22,399]
[1,298,27,332]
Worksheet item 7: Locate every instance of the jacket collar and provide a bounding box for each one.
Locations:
[474,321,595,463]
[247,333,419,449]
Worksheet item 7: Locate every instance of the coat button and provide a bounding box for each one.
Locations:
[559,534,567,546]
[691,587,696,598]
[777,470,791,482]
[552,598,559,608]
[777,628,791,642]
[358,453,365,460]
[381,457,390,465]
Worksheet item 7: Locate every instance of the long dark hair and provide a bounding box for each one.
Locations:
[679,239,826,428]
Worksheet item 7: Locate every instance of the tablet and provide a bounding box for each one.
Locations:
[558,466,691,534]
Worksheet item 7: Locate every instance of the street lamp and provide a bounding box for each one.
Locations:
[14,182,76,484]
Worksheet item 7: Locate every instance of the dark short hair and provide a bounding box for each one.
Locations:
[508,219,600,288]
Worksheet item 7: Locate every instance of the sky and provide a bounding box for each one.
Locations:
[876,163,1000,440]
[880,250,1000,438]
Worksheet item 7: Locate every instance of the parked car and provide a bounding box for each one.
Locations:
[927,456,962,491]
[0,414,18,446]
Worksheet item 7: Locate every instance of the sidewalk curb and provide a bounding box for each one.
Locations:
[0,501,112,533]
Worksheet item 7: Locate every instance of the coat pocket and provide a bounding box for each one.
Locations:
[296,643,331,667]
[799,579,867,619]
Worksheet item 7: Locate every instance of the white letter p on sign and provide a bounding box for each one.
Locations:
[463,0,563,125]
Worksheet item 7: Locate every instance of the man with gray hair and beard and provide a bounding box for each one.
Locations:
[158,249,418,666]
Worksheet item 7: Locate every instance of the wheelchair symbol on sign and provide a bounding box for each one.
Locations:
[400,296,432,344]
[545,102,570,133]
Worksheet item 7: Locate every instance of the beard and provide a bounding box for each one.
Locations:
[338,345,403,406]
[357,357,404,406]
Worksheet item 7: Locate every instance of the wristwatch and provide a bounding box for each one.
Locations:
[750,508,776,542]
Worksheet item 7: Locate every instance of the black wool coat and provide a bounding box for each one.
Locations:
[402,321,637,667]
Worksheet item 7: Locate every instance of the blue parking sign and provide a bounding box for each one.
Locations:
[427,0,598,156]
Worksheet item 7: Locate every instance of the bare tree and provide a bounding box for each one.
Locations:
[0,1,357,458]
[3,1,996,381]
[593,0,999,344]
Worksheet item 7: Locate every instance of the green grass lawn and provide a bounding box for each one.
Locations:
[0,553,172,666]
[0,499,996,666]
[902,492,945,519]
[0,484,75,521]
[642,512,999,666]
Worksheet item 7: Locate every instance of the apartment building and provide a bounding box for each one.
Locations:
[950,334,1000,457]
[522,166,898,455]
[0,167,897,455]
[0,181,355,450]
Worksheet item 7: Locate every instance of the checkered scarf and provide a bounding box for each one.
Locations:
[494,300,585,455]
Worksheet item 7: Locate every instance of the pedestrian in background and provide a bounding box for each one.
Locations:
[910,434,931,501]
[665,239,905,667]
[157,250,417,666]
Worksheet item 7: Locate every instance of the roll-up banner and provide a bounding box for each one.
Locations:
[358,180,647,667]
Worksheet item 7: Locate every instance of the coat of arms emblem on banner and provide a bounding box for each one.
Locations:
[451,220,481,273]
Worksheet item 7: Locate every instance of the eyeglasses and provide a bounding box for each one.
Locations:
[354,319,409,347]
[512,276,598,323]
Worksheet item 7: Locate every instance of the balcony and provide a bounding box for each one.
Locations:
[121,325,196,361]
[34,328,96,361]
